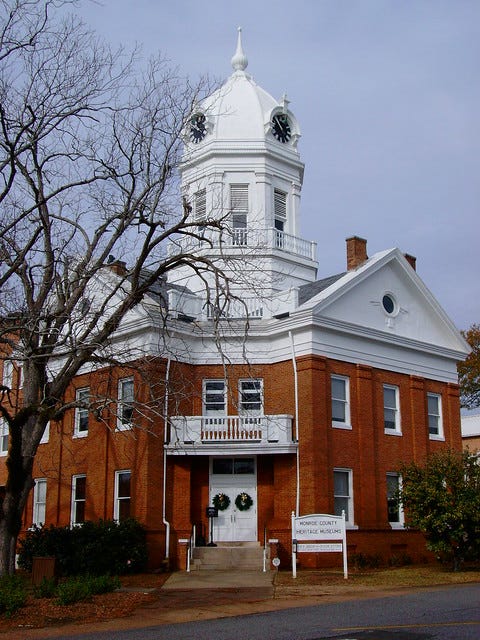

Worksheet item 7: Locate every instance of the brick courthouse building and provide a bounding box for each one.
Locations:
[0,32,469,570]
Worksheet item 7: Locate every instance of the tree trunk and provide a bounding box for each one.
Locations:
[0,457,34,576]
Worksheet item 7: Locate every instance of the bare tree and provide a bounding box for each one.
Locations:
[0,0,230,575]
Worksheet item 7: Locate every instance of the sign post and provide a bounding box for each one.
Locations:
[292,511,347,579]
[206,506,218,547]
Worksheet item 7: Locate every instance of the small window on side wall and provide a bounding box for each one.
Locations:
[114,470,131,521]
[386,473,404,528]
[33,478,47,526]
[427,393,443,440]
[331,375,351,428]
[74,387,90,437]
[383,384,401,434]
[117,378,134,430]
[334,468,354,526]
[71,475,86,525]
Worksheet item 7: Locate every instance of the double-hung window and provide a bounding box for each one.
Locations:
[386,472,404,528]
[33,478,47,526]
[114,470,131,521]
[0,419,8,456]
[334,468,354,526]
[427,393,443,439]
[331,375,351,428]
[2,360,13,389]
[230,184,248,245]
[74,387,90,437]
[71,475,86,525]
[383,384,401,434]
[239,379,262,415]
[117,377,134,430]
[203,380,226,416]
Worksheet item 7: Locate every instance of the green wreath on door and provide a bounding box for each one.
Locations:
[235,492,253,511]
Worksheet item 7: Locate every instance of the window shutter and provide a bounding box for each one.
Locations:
[274,189,287,220]
[194,188,206,222]
[230,184,248,213]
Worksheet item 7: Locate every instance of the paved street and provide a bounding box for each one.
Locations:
[48,583,479,640]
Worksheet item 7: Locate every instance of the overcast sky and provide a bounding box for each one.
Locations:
[75,0,479,331]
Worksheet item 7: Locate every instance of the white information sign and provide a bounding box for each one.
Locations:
[297,543,343,553]
[292,512,348,580]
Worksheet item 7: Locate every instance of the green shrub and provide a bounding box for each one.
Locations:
[56,575,120,605]
[0,575,27,617]
[350,552,383,569]
[34,577,57,599]
[18,518,148,576]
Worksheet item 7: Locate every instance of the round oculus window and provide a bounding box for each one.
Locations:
[382,294,396,315]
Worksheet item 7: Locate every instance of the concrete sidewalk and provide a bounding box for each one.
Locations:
[163,569,274,590]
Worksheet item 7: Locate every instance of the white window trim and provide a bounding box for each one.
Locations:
[238,379,263,416]
[114,469,131,521]
[117,377,134,431]
[70,474,86,526]
[387,472,405,529]
[0,419,8,456]
[331,375,351,429]
[33,478,47,526]
[2,360,13,388]
[74,387,90,438]
[333,467,356,528]
[427,392,444,441]
[203,379,227,416]
[383,384,402,435]
[39,421,50,444]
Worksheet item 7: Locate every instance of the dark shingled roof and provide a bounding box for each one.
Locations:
[298,272,346,306]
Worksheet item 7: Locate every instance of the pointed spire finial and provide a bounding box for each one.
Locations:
[231,26,248,72]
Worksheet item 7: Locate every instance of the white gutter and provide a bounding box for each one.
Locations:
[289,331,300,517]
[162,357,171,560]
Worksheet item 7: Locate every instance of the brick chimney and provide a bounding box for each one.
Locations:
[346,236,368,271]
[404,253,417,271]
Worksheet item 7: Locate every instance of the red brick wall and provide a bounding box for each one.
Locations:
[2,354,461,570]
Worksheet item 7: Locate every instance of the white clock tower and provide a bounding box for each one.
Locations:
[167,29,318,320]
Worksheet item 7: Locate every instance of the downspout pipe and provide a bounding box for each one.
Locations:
[289,331,300,517]
[162,358,171,561]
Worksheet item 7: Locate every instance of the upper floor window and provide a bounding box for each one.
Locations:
[0,419,8,456]
[117,377,134,430]
[203,380,226,416]
[194,188,206,229]
[71,474,86,525]
[331,375,351,428]
[386,472,404,528]
[114,470,131,521]
[230,184,248,245]
[33,478,47,526]
[239,379,263,416]
[74,387,90,437]
[334,468,354,526]
[39,421,50,445]
[427,393,443,440]
[2,360,13,388]
[383,384,401,434]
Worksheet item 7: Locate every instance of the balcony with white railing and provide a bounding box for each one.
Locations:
[168,227,317,262]
[166,414,296,455]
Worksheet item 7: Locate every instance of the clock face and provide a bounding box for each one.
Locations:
[189,113,207,143]
[271,113,291,143]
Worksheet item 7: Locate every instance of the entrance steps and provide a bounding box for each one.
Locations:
[191,542,266,571]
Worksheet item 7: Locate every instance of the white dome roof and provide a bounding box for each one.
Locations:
[203,72,278,141]
[198,28,299,145]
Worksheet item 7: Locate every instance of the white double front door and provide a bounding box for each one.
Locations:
[209,457,257,542]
